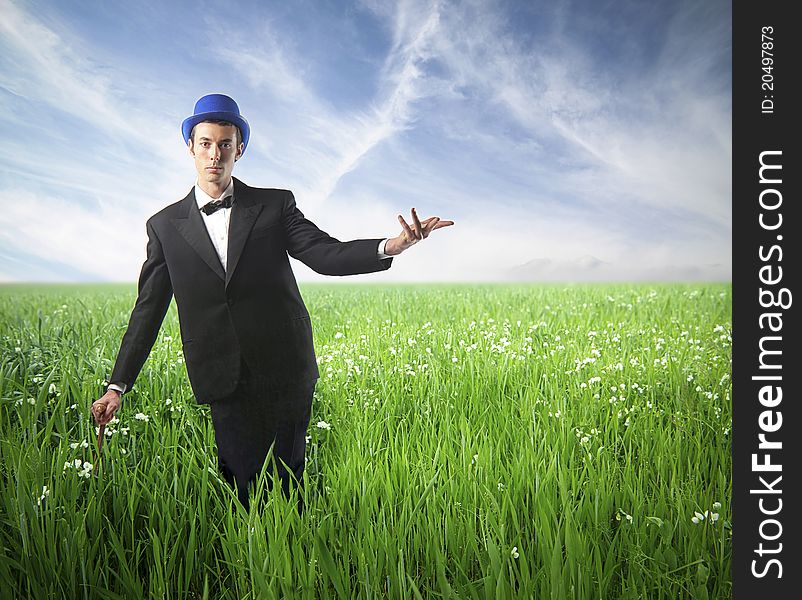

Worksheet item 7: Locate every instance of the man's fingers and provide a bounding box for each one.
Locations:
[397,215,415,243]
[432,220,455,229]
[93,404,107,424]
[100,407,116,424]
[422,217,440,238]
[411,208,423,240]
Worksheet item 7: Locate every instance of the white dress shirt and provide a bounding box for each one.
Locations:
[194,179,235,271]
[108,180,391,395]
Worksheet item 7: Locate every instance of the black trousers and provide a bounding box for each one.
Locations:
[209,359,316,513]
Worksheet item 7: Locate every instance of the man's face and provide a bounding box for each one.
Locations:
[188,122,243,188]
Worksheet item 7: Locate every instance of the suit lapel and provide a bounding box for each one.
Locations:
[170,189,226,281]
[225,178,263,288]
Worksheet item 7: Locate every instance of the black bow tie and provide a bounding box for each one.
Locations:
[200,196,233,215]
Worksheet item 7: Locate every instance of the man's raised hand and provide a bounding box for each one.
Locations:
[384,208,454,256]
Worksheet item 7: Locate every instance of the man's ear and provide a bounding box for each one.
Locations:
[187,138,195,157]
[234,142,244,162]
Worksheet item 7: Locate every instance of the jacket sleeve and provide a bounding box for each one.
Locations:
[109,218,174,391]
[281,191,393,276]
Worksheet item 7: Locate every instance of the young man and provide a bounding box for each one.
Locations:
[90,94,452,513]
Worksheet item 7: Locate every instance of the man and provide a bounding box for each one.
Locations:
[90,93,453,513]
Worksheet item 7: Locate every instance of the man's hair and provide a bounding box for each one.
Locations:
[190,119,242,147]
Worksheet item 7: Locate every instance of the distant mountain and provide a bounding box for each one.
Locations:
[506,256,730,282]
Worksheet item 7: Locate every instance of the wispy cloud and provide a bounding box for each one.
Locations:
[330,0,731,280]
[0,0,195,279]
[215,0,444,211]
[0,0,731,282]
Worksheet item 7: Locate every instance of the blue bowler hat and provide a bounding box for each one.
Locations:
[181,94,250,155]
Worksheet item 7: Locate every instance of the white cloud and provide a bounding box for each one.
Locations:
[0,187,147,280]
[0,0,731,282]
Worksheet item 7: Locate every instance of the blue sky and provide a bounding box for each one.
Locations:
[0,0,731,282]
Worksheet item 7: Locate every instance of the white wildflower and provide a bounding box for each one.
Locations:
[36,485,50,506]
[79,462,93,478]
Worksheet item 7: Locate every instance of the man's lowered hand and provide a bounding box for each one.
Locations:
[92,389,121,425]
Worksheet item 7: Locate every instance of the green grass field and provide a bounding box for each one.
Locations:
[0,282,732,599]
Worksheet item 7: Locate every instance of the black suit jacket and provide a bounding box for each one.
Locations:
[110,177,392,403]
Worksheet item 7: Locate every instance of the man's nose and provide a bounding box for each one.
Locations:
[210,144,221,161]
